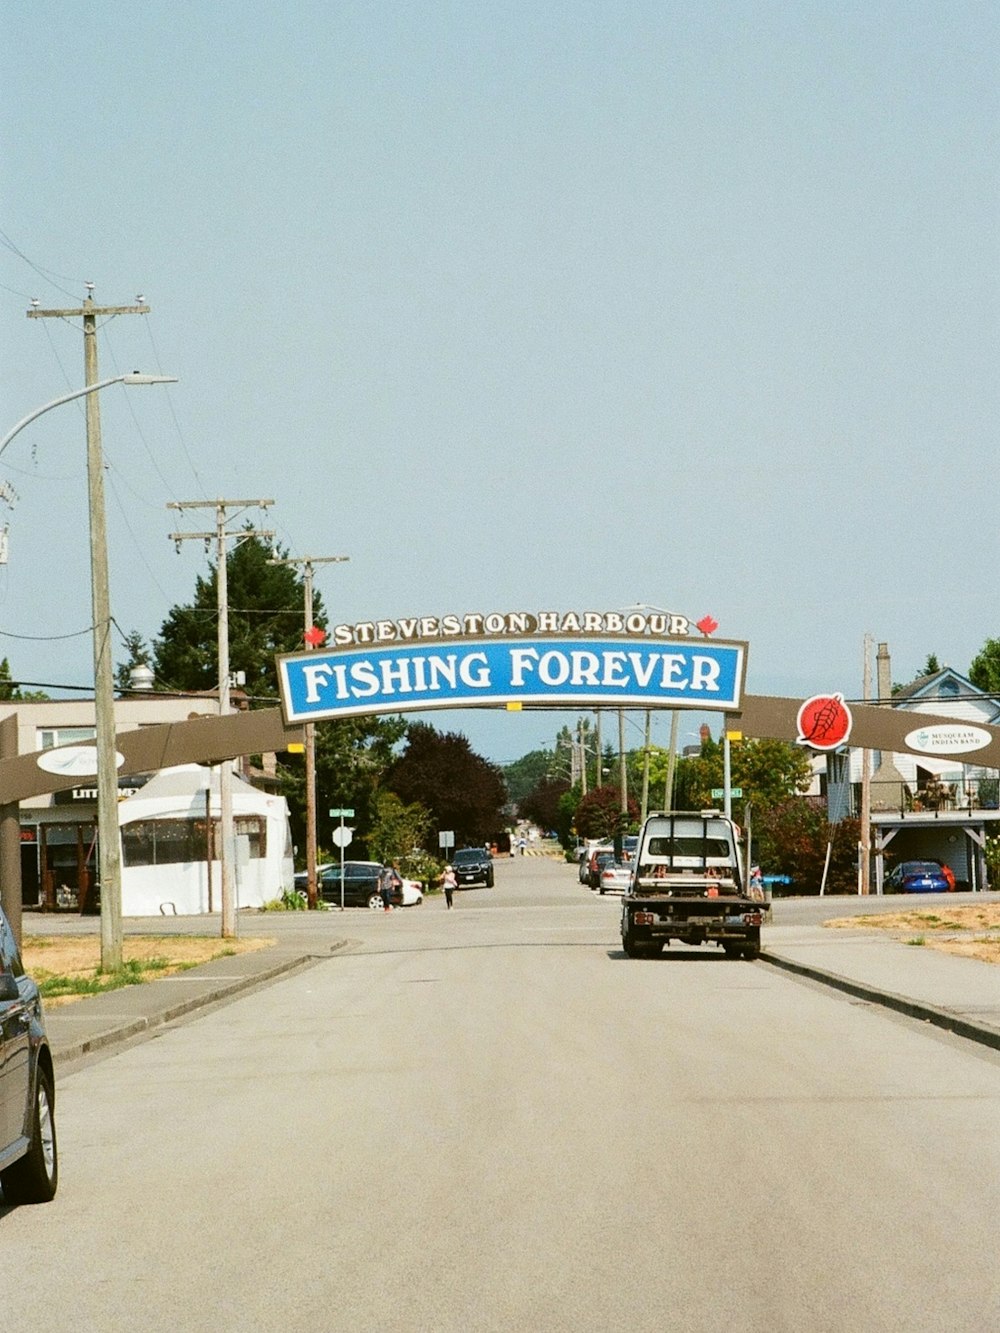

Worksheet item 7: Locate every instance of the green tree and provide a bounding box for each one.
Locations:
[0,657,47,701]
[153,531,319,699]
[665,733,812,819]
[386,721,507,847]
[115,630,153,692]
[969,639,1000,696]
[282,712,407,862]
[574,784,639,840]
[557,787,582,848]
[734,738,813,809]
[504,748,557,806]
[152,530,405,855]
[518,775,571,834]
[753,802,860,894]
[366,790,431,870]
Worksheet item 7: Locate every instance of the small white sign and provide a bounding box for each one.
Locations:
[331,825,353,848]
[36,745,125,777]
[904,724,992,756]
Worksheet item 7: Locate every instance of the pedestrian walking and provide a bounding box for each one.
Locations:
[378,862,400,912]
[441,863,457,909]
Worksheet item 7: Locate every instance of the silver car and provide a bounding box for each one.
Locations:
[598,860,633,895]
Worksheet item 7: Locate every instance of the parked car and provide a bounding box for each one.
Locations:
[1,904,58,1204]
[885,860,952,894]
[293,862,334,893]
[580,842,613,883]
[598,860,633,895]
[587,849,617,889]
[316,861,422,909]
[452,847,494,888]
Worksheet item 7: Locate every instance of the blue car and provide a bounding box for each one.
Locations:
[885,860,951,894]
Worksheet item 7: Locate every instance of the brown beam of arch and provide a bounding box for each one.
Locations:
[727,694,1000,770]
[0,707,303,805]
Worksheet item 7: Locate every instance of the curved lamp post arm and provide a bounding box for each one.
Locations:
[0,373,177,458]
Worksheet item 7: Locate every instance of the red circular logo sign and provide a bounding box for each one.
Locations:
[796,693,853,751]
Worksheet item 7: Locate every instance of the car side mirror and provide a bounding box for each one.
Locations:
[0,971,20,1002]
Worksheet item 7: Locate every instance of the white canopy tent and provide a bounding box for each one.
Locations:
[118,764,294,915]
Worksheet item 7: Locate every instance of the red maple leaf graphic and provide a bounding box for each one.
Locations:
[303,626,327,647]
[696,615,719,636]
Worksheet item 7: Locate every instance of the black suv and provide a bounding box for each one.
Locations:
[452,847,494,888]
[1,905,58,1204]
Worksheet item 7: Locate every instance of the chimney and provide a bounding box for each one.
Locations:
[876,642,891,701]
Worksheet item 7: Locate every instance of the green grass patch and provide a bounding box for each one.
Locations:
[36,954,199,1000]
[906,936,927,947]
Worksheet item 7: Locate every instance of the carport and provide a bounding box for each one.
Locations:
[871,808,1000,894]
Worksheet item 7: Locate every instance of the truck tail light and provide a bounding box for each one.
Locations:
[742,912,763,926]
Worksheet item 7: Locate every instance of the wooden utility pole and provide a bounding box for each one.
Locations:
[27,292,150,970]
[267,554,348,908]
[618,707,628,812]
[640,709,651,823]
[860,632,873,895]
[168,500,274,936]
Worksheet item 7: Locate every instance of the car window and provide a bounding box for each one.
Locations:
[0,908,24,976]
[647,837,732,859]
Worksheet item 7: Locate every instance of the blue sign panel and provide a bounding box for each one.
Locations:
[277,636,746,723]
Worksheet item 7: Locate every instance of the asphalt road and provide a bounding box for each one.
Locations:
[4,856,1000,1331]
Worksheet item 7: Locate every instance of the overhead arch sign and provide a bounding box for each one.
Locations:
[276,608,747,723]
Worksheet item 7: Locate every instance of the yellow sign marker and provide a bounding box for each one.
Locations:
[506,701,523,711]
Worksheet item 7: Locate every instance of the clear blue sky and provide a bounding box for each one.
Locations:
[2,1,997,764]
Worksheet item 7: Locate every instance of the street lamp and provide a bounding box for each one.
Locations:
[0,374,176,456]
[1,371,177,969]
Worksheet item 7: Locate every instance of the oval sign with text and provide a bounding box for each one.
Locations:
[904,724,991,756]
[36,745,125,777]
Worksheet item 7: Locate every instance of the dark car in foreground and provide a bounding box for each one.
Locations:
[1,905,58,1205]
[452,848,494,888]
[885,860,952,894]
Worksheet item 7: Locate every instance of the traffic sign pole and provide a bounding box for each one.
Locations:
[329,809,355,912]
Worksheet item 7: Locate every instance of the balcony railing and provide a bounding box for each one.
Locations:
[830,777,1000,818]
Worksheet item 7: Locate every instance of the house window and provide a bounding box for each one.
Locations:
[38,727,96,750]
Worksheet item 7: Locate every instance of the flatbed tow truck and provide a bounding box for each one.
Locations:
[620,810,765,960]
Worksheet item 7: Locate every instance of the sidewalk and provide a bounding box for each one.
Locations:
[44,944,330,1065]
[759,923,1000,1052]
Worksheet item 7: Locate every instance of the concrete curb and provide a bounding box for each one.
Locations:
[759,950,1000,1054]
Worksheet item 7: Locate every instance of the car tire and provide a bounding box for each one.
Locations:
[1,1066,57,1205]
[367,893,383,911]
[486,873,494,888]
